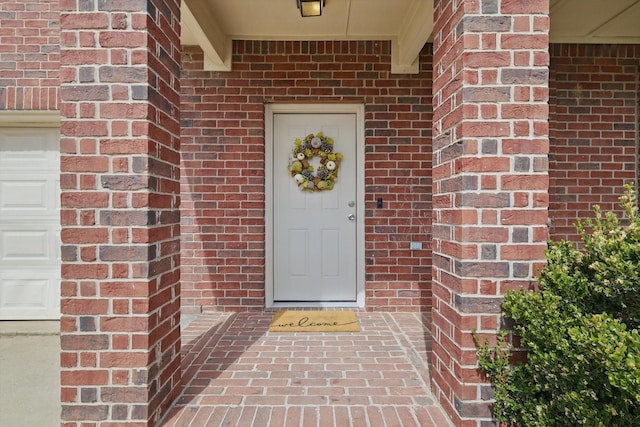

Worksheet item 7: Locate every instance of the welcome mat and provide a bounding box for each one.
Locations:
[269,310,360,332]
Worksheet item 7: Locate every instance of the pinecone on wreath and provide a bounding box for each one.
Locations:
[317,168,329,180]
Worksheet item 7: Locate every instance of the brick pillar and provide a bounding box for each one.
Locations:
[431,1,550,425]
[59,1,182,425]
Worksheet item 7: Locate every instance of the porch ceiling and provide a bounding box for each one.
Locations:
[181,0,640,73]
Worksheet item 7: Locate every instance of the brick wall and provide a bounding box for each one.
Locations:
[431,1,550,425]
[2,4,638,424]
[0,0,59,110]
[549,44,640,243]
[59,1,182,425]
[180,41,433,312]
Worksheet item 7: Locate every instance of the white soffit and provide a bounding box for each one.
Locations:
[181,0,231,71]
[180,0,433,74]
[180,0,640,74]
[392,0,434,74]
[550,0,640,43]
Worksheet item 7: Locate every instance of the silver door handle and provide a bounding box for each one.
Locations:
[347,214,356,221]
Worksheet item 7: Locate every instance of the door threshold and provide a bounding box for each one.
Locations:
[270,302,361,309]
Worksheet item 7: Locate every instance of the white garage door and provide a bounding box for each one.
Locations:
[0,126,60,319]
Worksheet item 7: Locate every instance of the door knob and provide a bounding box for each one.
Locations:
[347,213,356,221]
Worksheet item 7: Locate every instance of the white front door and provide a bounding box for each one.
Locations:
[0,126,60,319]
[270,108,362,304]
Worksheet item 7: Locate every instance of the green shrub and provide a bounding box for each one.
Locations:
[475,184,640,426]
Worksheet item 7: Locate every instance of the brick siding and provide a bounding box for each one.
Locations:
[549,44,640,243]
[0,0,59,110]
[2,3,639,425]
[58,1,182,425]
[431,1,551,425]
[180,41,434,312]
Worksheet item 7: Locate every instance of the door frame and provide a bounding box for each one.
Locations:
[265,103,365,308]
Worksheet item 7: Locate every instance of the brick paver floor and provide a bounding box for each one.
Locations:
[161,311,452,426]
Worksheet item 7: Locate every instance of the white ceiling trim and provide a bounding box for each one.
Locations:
[179,0,640,74]
[549,0,640,44]
[181,0,231,71]
[392,0,434,74]
[0,111,60,128]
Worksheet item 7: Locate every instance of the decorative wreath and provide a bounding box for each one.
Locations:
[287,132,343,192]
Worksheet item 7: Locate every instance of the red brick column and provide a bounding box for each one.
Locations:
[431,1,550,425]
[59,1,182,425]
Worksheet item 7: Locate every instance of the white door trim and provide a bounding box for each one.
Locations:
[265,103,365,308]
[0,111,60,127]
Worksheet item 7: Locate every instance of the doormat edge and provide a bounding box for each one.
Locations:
[268,310,360,332]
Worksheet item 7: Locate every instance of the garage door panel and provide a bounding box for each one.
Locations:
[0,178,57,213]
[0,229,59,265]
[0,125,60,320]
[0,129,59,170]
[0,272,59,318]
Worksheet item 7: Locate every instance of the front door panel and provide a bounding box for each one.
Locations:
[273,113,357,302]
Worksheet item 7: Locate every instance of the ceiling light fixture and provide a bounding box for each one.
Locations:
[297,0,325,17]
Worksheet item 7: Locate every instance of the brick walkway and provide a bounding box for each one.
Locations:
[161,311,452,426]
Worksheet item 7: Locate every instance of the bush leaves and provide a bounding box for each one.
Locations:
[475,184,640,426]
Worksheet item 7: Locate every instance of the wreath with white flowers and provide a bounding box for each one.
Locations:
[287,132,343,192]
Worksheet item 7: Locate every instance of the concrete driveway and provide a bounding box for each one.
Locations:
[0,321,60,427]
